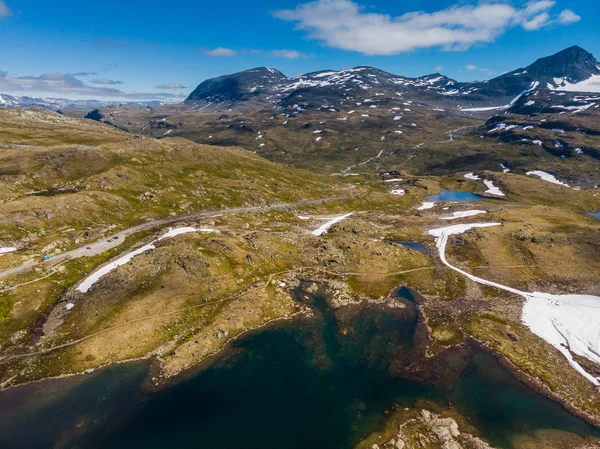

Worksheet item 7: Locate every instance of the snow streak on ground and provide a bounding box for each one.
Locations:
[390,189,406,195]
[311,213,353,236]
[417,202,436,210]
[464,173,504,196]
[440,210,487,220]
[0,248,17,256]
[483,180,505,196]
[77,227,212,293]
[526,170,570,188]
[429,223,600,385]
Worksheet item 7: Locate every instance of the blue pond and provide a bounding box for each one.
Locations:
[426,190,484,202]
[589,212,600,219]
[389,241,433,255]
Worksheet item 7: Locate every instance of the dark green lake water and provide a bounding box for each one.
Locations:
[0,286,598,449]
[389,240,433,255]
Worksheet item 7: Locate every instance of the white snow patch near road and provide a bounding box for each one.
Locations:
[440,210,487,220]
[77,227,211,293]
[464,173,480,180]
[0,247,17,256]
[526,170,570,188]
[312,213,353,236]
[429,223,600,385]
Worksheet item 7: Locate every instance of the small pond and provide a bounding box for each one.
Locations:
[389,241,433,255]
[589,212,600,219]
[426,190,484,202]
[27,189,79,197]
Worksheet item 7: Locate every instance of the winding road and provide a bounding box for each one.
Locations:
[0,192,357,281]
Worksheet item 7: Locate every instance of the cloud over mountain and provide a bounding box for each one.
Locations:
[204,47,237,57]
[156,83,187,89]
[274,0,582,55]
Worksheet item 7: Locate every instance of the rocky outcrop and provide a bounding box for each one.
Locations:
[369,410,494,449]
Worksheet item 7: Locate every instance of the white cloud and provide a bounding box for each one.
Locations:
[91,78,124,85]
[525,0,556,15]
[465,64,497,76]
[274,0,580,55]
[0,1,11,18]
[156,83,187,89]
[204,47,237,57]
[434,65,444,72]
[557,9,581,24]
[0,71,183,100]
[522,12,550,30]
[269,49,308,59]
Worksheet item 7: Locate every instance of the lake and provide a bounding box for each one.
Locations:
[0,284,597,449]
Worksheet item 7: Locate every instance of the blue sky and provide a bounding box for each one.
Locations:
[0,0,598,101]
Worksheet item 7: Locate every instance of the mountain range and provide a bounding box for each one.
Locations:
[1,46,598,113]
[2,45,599,187]
[183,45,600,112]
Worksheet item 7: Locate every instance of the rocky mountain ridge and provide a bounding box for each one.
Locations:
[184,46,600,112]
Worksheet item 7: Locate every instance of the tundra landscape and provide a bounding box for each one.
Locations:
[1,1,600,448]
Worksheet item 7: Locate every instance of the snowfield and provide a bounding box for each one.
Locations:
[526,170,570,188]
[417,202,436,210]
[440,210,487,220]
[464,174,504,196]
[552,74,600,93]
[483,180,505,196]
[77,227,212,293]
[311,213,353,236]
[0,247,17,256]
[429,223,600,385]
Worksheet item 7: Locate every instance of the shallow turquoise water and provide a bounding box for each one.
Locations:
[0,286,597,449]
[589,212,600,218]
[426,190,484,202]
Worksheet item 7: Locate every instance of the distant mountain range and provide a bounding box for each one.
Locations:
[0,94,167,111]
